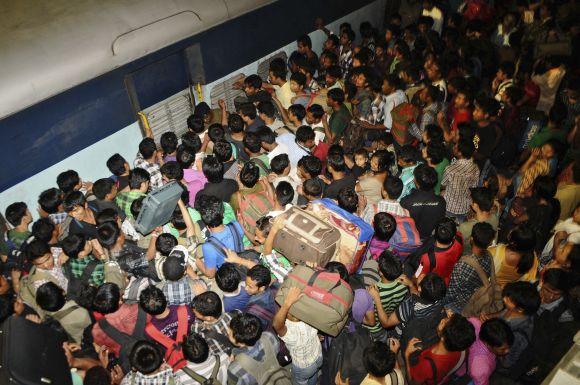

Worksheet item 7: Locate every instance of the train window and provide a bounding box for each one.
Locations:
[141,90,193,144]
[257,51,288,82]
[209,73,245,112]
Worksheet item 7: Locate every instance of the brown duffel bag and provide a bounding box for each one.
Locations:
[273,206,340,267]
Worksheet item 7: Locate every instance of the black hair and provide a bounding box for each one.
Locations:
[61,234,86,259]
[441,313,476,351]
[182,333,210,364]
[202,156,224,184]
[38,188,63,214]
[341,28,355,42]
[31,218,56,243]
[213,140,234,162]
[199,195,224,228]
[470,187,494,211]
[419,272,447,302]
[337,186,358,214]
[426,142,447,165]
[502,281,541,316]
[425,124,444,144]
[269,57,288,80]
[271,154,290,174]
[93,178,115,200]
[258,126,276,145]
[36,282,66,312]
[5,202,28,227]
[296,125,315,144]
[498,61,515,78]
[187,114,205,134]
[327,153,346,172]
[63,191,86,213]
[177,144,197,169]
[139,286,167,316]
[297,34,312,49]
[208,123,225,143]
[160,161,184,181]
[239,103,257,120]
[239,161,260,188]
[244,74,262,89]
[230,313,263,346]
[290,72,307,88]
[414,164,438,191]
[130,197,145,219]
[95,209,118,227]
[180,132,202,154]
[363,341,397,377]
[435,218,457,244]
[303,178,323,198]
[532,175,557,200]
[247,264,271,289]
[129,168,150,190]
[543,268,570,292]
[107,154,127,177]
[130,341,163,375]
[257,101,276,119]
[373,212,397,241]
[398,145,419,164]
[328,88,345,104]
[216,263,242,293]
[307,104,324,119]
[507,225,536,274]
[192,291,222,318]
[228,113,245,134]
[57,170,80,194]
[155,233,178,256]
[84,366,112,385]
[97,222,121,249]
[298,155,322,178]
[160,131,178,154]
[256,216,273,237]
[93,283,121,314]
[457,138,475,158]
[325,261,349,281]
[372,150,393,173]
[326,65,343,79]
[378,250,402,280]
[275,181,295,206]
[194,102,211,118]
[480,318,515,348]
[162,254,186,281]
[243,132,262,154]
[471,222,496,249]
[138,138,157,159]
[383,177,403,200]
[25,239,51,264]
[288,104,307,121]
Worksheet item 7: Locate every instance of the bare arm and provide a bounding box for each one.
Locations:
[263,215,286,255]
[218,99,228,127]
[273,287,303,337]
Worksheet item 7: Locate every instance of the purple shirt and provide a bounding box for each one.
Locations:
[149,305,195,340]
[352,289,374,324]
[456,318,496,385]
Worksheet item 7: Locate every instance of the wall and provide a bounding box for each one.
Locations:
[0,0,385,218]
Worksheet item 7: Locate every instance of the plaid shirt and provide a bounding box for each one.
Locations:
[409,102,439,140]
[162,276,193,306]
[444,253,492,313]
[67,255,105,286]
[441,158,480,215]
[362,199,410,224]
[49,212,68,225]
[115,191,147,218]
[120,365,180,385]
[134,153,164,190]
[227,332,279,385]
[192,312,237,356]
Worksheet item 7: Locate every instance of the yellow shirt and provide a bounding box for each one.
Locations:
[274,81,295,109]
[490,244,538,287]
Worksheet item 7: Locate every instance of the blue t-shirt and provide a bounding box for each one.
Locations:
[246,288,277,329]
[201,221,245,270]
[223,284,251,313]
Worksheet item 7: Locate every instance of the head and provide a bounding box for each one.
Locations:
[160,131,178,155]
[243,75,262,97]
[239,161,260,188]
[31,218,57,244]
[139,286,167,316]
[243,132,262,156]
[480,318,514,356]
[297,155,322,180]
[439,313,476,351]
[56,170,81,194]
[327,88,345,108]
[138,138,157,160]
[26,239,54,270]
[129,341,163,375]
[470,187,494,213]
[497,61,515,81]
[160,161,184,183]
[228,113,245,134]
[180,132,202,155]
[370,150,393,174]
[61,234,91,260]
[239,103,257,122]
[325,65,343,87]
[471,222,496,253]
[413,164,438,192]
[213,140,234,163]
[245,265,271,295]
[454,138,475,159]
[290,72,307,93]
[63,191,88,221]
[216,263,242,293]
[383,176,404,200]
[93,178,117,201]
[306,104,324,125]
[182,333,210,364]
[5,202,32,228]
[377,250,402,281]
[268,58,288,83]
[373,212,397,241]
[540,268,569,304]
[93,283,121,314]
[502,281,541,316]
[297,34,312,54]
[398,145,419,167]
[36,282,66,312]
[270,154,290,176]
[199,195,224,228]
[418,273,446,302]
[454,88,472,110]
[257,101,276,122]
[303,178,323,201]
[228,313,263,347]
[106,153,129,176]
[38,188,63,215]
[325,261,349,282]
[192,291,222,320]
[275,181,294,206]
[363,342,397,378]
[507,225,536,273]
[434,218,457,245]
[155,233,178,256]
[296,125,316,149]
[97,222,122,250]
[128,168,150,191]
[202,156,224,184]
[288,104,307,123]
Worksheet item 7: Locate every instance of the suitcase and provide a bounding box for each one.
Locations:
[273,206,341,267]
[311,199,374,274]
[275,265,353,336]
[0,316,73,385]
[135,181,183,235]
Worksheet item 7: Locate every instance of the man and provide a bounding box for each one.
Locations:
[441,139,480,223]
[192,291,239,356]
[459,188,499,255]
[426,61,447,102]
[472,97,501,168]
[492,61,516,102]
[323,88,351,143]
[296,34,319,73]
[421,0,444,35]
[409,86,441,141]
[322,154,357,200]
[239,103,265,134]
[267,58,294,110]
[257,101,285,133]
[134,138,163,190]
[115,168,149,218]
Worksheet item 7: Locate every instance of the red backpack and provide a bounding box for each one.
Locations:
[235,179,276,237]
[145,305,189,372]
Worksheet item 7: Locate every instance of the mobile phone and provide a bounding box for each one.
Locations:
[107,353,120,371]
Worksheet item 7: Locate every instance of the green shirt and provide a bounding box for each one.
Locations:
[528,126,567,148]
[366,280,408,333]
[115,191,147,218]
[434,158,450,195]
[329,104,351,139]
[250,155,271,177]
[67,255,105,286]
[7,229,31,249]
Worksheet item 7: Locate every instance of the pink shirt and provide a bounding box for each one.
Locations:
[457,318,497,385]
[183,169,207,205]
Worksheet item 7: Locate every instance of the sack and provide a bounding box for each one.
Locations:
[182,355,222,385]
[97,307,148,373]
[235,180,276,237]
[312,199,374,273]
[135,181,183,235]
[145,305,189,371]
[235,334,292,385]
[340,120,366,153]
[63,259,99,302]
[275,265,354,336]
[400,301,446,364]
[461,256,504,317]
[389,215,422,259]
[391,103,419,146]
[0,316,73,385]
[273,206,341,267]
[321,321,371,385]
[115,241,157,279]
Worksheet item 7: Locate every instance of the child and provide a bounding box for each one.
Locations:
[397,145,420,200]
[304,104,326,145]
[368,212,398,261]
[352,148,370,178]
[216,263,251,312]
[4,202,32,249]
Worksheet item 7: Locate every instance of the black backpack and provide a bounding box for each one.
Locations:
[97,307,147,373]
[400,301,446,365]
[64,259,99,302]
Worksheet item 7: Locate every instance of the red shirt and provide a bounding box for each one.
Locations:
[451,109,472,133]
[409,347,463,385]
[418,238,463,285]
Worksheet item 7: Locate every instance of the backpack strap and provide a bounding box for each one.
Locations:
[98,317,135,347]
[427,247,437,271]
[388,371,399,385]
[132,307,147,338]
[425,356,438,385]
[176,305,189,342]
[52,304,80,321]
[225,223,244,253]
[182,366,210,384]
[462,256,494,287]
[145,322,176,350]
[210,354,221,382]
[251,158,270,175]
[80,259,99,282]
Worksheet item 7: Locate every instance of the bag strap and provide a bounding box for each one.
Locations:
[145,323,175,350]
[425,356,438,385]
[98,317,134,347]
[80,259,99,282]
[226,223,244,253]
[176,305,189,342]
[204,328,233,350]
[427,247,437,271]
[251,158,270,175]
[52,304,80,321]
[461,256,493,287]
[210,354,221,381]
[132,307,147,338]
[389,371,399,385]
[182,366,210,384]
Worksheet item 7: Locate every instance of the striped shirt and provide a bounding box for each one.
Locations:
[394,296,442,338]
[192,312,237,356]
[175,352,229,385]
[134,153,164,190]
[441,158,480,215]
[366,280,408,334]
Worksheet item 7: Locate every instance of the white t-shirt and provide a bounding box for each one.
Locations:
[422,7,443,35]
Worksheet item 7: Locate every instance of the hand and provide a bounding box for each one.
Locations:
[272,214,286,232]
[63,342,77,367]
[0,254,6,263]
[405,338,423,357]
[218,99,226,110]
[367,285,380,301]
[319,174,331,184]
[58,252,69,266]
[389,338,401,353]
[224,249,241,264]
[0,276,10,295]
[110,365,124,385]
[267,172,278,184]
[98,345,110,368]
[186,265,199,280]
[479,312,493,322]
[397,274,414,288]
[285,286,304,306]
[530,148,541,159]
[25,314,42,324]
[437,111,446,126]
[82,181,93,192]
[335,372,350,385]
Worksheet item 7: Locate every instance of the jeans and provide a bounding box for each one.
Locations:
[292,354,323,385]
[446,211,467,224]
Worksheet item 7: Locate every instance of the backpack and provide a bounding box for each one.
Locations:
[235,180,275,237]
[460,255,504,317]
[63,259,99,302]
[145,305,189,371]
[181,355,222,385]
[391,102,419,146]
[400,301,446,364]
[235,334,292,385]
[389,215,421,259]
[204,328,237,356]
[205,223,259,277]
[97,307,147,373]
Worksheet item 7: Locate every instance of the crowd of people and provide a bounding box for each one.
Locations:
[1,1,579,385]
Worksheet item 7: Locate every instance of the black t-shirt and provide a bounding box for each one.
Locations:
[198,179,239,203]
[226,134,249,162]
[116,175,130,191]
[473,122,497,163]
[400,190,446,239]
[323,174,357,200]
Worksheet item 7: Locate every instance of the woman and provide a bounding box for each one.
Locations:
[356,150,392,205]
[489,224,539,287]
